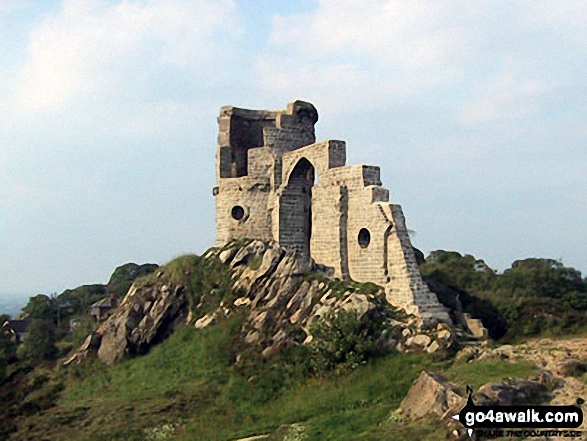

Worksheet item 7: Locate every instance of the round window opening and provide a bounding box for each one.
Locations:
[231,205,245,221]
[358,228,371,248]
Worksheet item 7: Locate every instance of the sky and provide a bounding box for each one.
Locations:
[1,0,586,307]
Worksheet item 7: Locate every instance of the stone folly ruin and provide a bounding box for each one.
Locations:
[213,101,449,323]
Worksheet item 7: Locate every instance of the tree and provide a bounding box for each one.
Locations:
[22,295,53,320]
[0,330,17,380]
[20,319,57,362]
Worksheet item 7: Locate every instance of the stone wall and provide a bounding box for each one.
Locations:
[213,100,450,323]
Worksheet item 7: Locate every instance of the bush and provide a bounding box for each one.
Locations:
[20,319,57,362]
[307,310,384,375]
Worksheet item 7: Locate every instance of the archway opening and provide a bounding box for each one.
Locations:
[279,158,315,260]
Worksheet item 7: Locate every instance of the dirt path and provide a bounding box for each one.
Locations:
[484,337,587,437]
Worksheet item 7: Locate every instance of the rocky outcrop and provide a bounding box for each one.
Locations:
[209,240,394,359]
[67,277,190,365]
[399,371,465,421]
[456,337,587,432]
[400,371,548,421]
[208,240,461,360]
[96,283,188,364]
[68,240,464,365]
[474,377,547,406]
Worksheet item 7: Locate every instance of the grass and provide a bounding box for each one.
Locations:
[17,315,437,441]
[445,359,537,390]
[133,253,237,321]
[175,351,435,440]
[10,320,548,441]
[6,246,555,440]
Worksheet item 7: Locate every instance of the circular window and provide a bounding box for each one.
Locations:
[358,228,371,248]
[231,205,245,221]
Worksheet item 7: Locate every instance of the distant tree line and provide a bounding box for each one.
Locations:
[420,251,587,340]
[0,262,158,372]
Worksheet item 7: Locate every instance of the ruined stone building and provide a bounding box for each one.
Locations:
[213,101,449,322]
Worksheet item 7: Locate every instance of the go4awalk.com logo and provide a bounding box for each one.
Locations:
[452,386,584,438]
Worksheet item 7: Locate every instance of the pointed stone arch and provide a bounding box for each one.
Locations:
[278,158,316,260]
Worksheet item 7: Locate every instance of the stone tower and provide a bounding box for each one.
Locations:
[213,100,449,323]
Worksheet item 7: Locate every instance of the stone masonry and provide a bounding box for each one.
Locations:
[213,101,449,323]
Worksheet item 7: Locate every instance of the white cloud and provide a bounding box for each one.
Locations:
[457,75,549,124]
[0,0,28,14]
[259,0,476,106]
[258,0,586,121]
[11,0,238,111]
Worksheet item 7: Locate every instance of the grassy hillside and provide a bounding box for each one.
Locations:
[3,248,565,440]
[6,313,536,441]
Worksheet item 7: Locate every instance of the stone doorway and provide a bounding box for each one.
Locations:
[279,158,315,260]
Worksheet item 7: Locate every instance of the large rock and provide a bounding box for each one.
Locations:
[400,371,465,421]
[400,371,547,423]
[475,378,547,406]
[70,281,190,365]
[464,313,488,339]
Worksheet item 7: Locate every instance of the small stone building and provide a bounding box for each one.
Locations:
[89,294,118,322]
[213,101,449,322]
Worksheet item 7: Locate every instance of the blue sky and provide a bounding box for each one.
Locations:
[1,0,586,306]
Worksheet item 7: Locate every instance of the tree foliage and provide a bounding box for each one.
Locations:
[0,330,17,380]
[22,295,53,320]
[20,319,57,362]
[421,251,587,340]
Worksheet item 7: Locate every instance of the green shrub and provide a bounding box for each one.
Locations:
[307,310,384,375]
[21,319,57,362]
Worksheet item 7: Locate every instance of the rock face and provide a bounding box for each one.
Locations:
[400,371,547,421]
[69,240,462,365]
[68,276,190,365]
[456,337,587,436]
[475,378,546,406]
[400,371,465,421]
[96,283,189,364]
[215,240,391,358]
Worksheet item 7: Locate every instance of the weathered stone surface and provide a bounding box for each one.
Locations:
[63,333,101,365]
[426,340,440,353]
[400,371,465,421]
[213,101,450,324]
[437,329,452,341]
[401,372,545,421]
[218,247,237,264]
[407,334,431,348]
[340,293,374,320]
[464,313,488,339]
[67,280,189,365]
[475,378,546,406]
[70,240,461,367]
[96,283,188,364]
[195,312,216,329]
[455,345,479,363]
[224,242,403,357]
